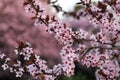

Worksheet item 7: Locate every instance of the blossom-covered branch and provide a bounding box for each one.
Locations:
[0,0,120,80]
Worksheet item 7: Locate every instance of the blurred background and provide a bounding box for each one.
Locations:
[0,0,96,80]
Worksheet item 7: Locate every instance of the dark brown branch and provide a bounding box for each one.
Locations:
[79,44,120,60]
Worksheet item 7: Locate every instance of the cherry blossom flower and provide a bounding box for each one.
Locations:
[0,53,6,59]
[2,63,9,70]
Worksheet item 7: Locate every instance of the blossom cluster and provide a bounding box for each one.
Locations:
[0,0,120,80]
[0,42,45,78]
[96,61,120,80]
[60,45,79,77]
